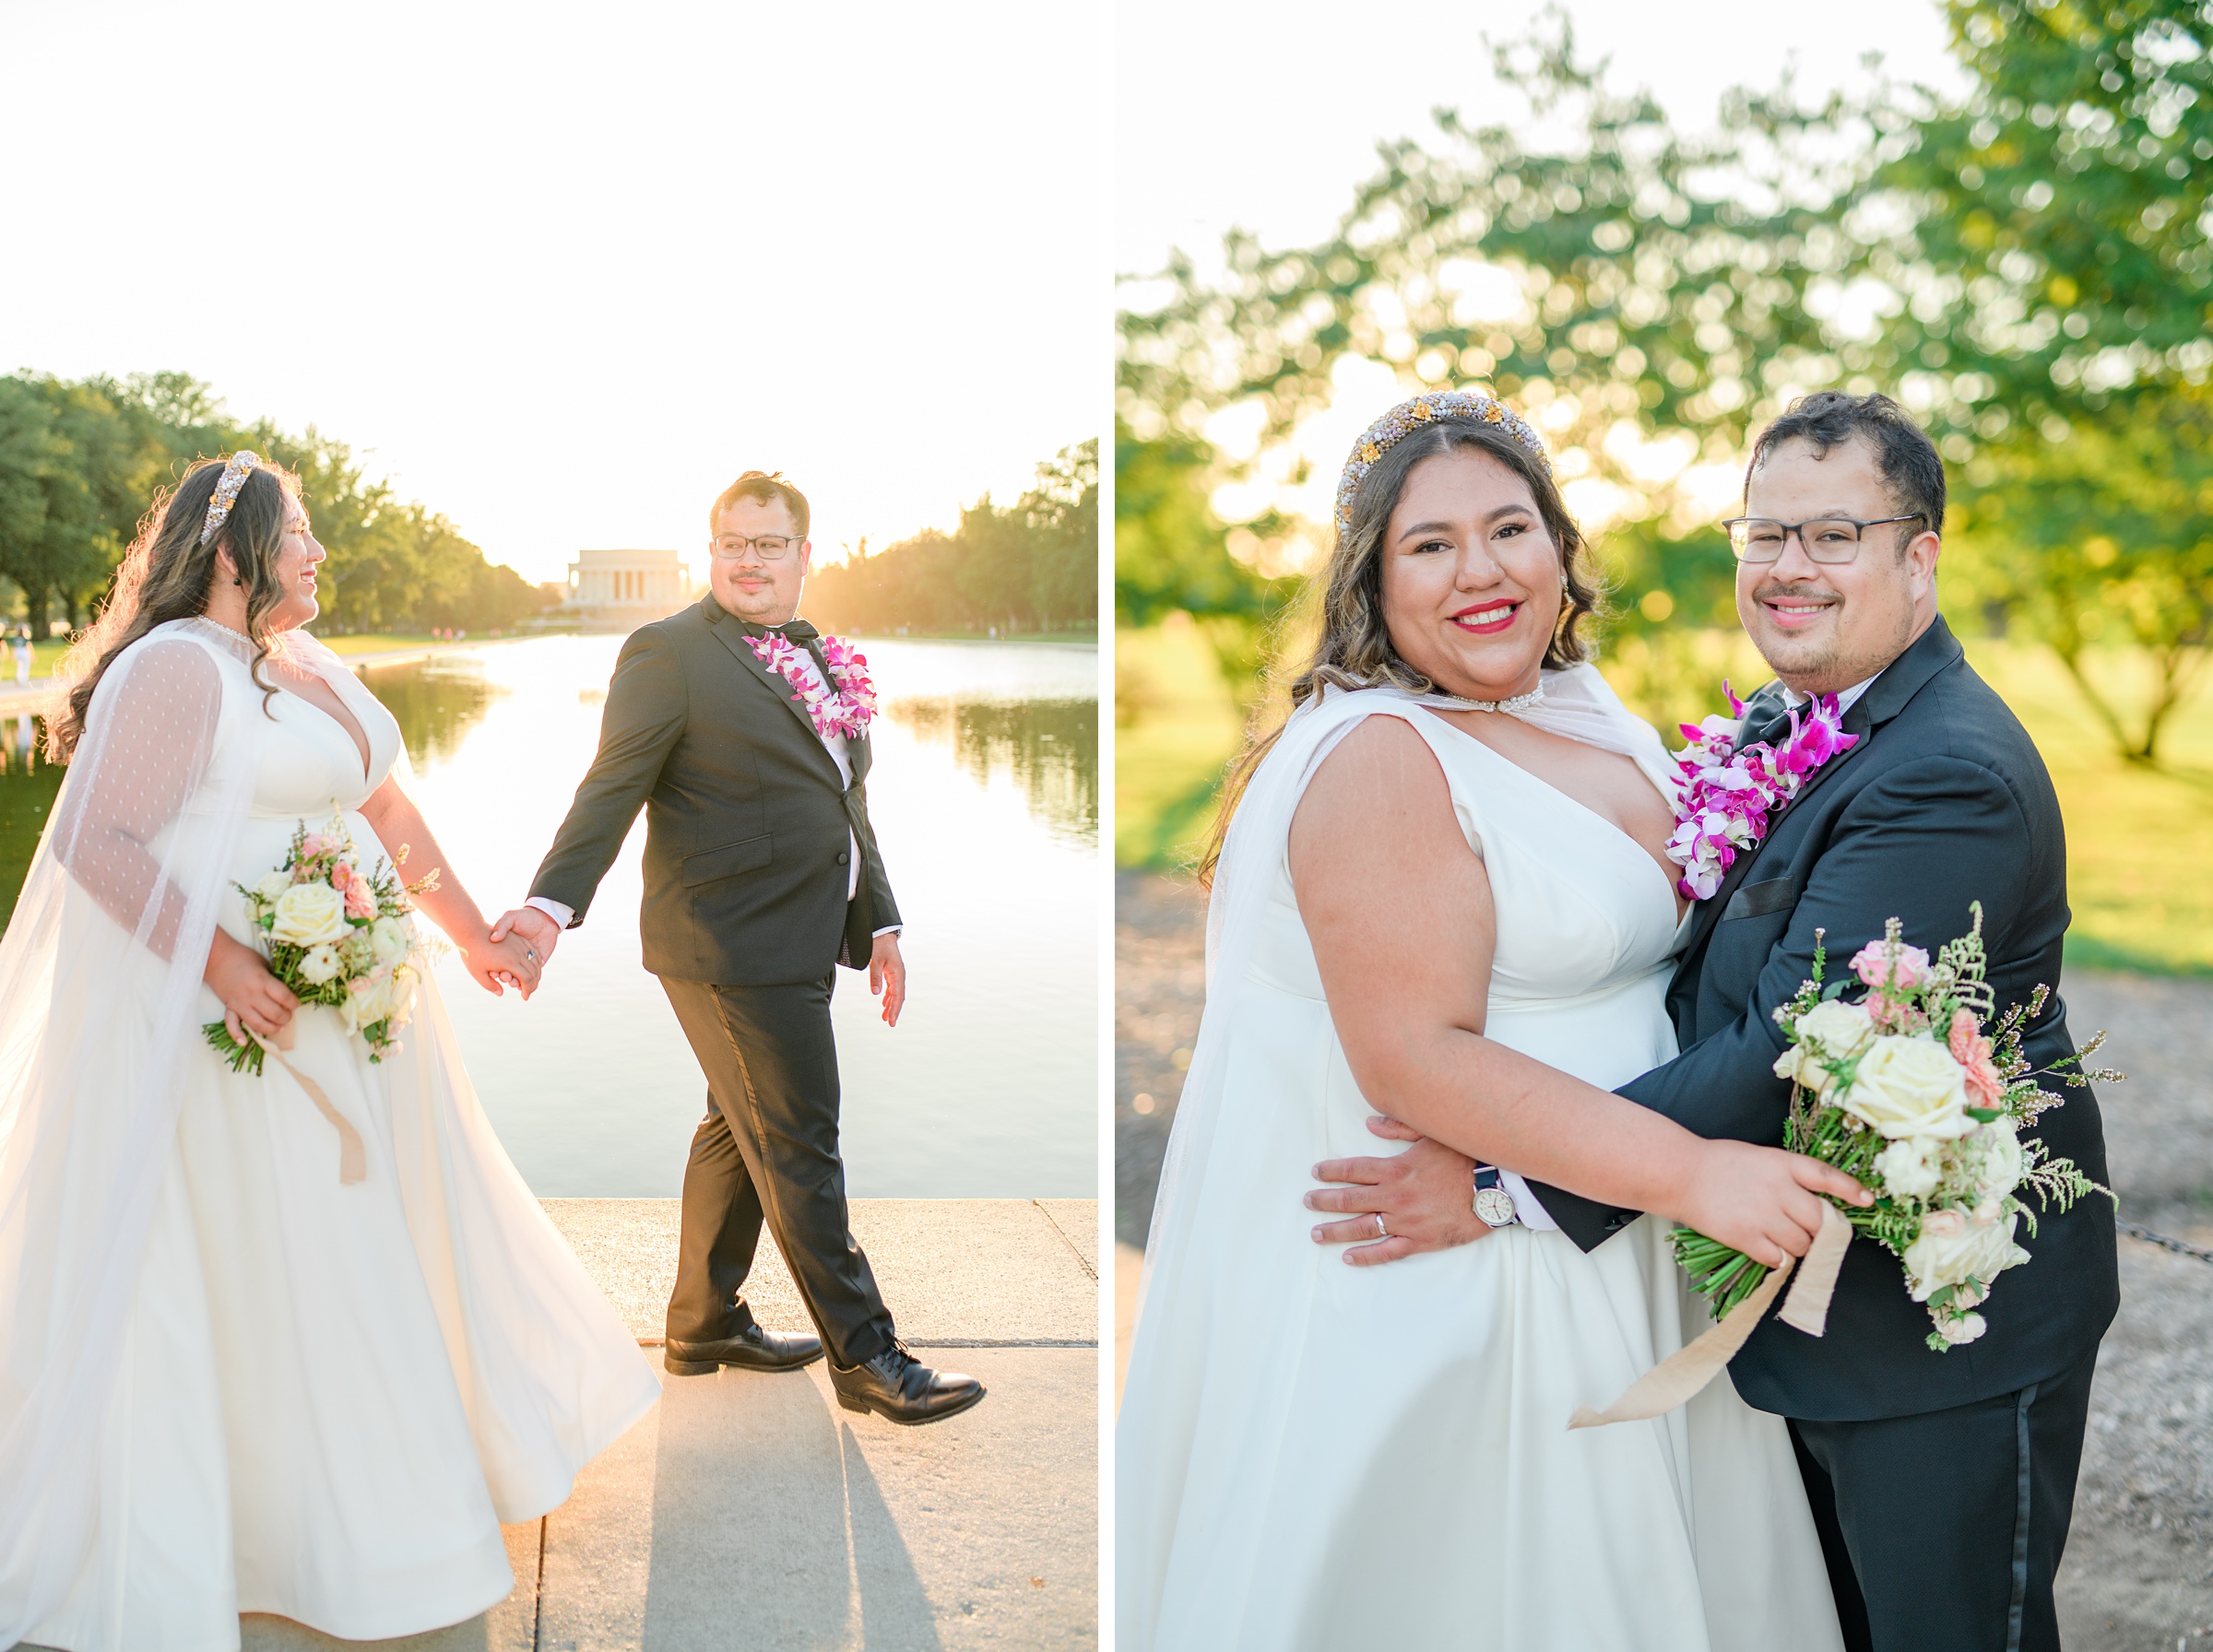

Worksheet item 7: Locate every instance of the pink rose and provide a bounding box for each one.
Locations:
[1852,938,1931,993]
[1919,1209,1966,1240]
[331,863,376,921]
[1948,1008,2005,1111]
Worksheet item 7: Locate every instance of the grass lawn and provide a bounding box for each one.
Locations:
[1114,620,2213,974]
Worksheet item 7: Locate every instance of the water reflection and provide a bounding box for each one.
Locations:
[886,696,1097,844]
[360,654,508,765]
[381,634,1096,1198]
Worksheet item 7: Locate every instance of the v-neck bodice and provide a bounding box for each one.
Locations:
[1254,702,1685,1014]
[176,638,403,820]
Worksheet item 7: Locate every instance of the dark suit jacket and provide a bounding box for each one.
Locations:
[528,596,900,985]
[1530,616,2118,1422]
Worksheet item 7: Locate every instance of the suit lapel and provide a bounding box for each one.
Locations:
[1673,615,1969,977]
[702,603,846,785]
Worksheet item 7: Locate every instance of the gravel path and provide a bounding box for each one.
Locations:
[1116,870,2213,1648]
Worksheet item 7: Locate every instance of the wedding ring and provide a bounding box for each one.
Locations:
[526,949,538,962]
[1373,1213,1388,1240]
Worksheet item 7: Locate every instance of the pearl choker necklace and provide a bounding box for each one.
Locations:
[1437,685,1545,714]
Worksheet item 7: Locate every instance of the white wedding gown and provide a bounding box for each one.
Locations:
[1118,675,1842,1651]
[11,624,659,1649]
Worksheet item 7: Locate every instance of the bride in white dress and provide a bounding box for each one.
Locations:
[0,454,659,1649]
[1118,394,1859,1650]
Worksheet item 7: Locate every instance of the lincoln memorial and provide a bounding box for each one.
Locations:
[564,549,698,631]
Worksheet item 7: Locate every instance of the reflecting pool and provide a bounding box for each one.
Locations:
[0,635,1098,1198]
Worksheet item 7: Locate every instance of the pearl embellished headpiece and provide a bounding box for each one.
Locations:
[1335,390,1550,538]
[199,451,262,547]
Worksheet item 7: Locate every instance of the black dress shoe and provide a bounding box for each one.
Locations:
[664,1324,823,1375]
[830,1340,986,1426]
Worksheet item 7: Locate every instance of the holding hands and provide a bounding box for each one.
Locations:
[483,905,562,999]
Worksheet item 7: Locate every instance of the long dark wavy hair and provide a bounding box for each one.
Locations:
[1198,416,1604,885]
[48,454,303,761]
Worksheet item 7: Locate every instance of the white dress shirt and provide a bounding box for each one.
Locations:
[527,641,900,943]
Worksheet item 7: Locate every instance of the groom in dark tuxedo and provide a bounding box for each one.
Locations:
[1308,394,2116,1651]
[492,470,983,1427]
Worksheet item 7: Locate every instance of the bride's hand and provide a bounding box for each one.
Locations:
[206,929,298,1044]
[1673,1140,1870,1267]
[457,926,542,999]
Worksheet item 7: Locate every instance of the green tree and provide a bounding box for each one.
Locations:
[804,442,1097,639]
[1118,5,2213,748]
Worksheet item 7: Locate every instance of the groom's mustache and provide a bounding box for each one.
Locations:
[1751,583,1840,607]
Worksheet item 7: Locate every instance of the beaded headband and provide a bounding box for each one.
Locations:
[1334,390,1551,538]
[198,451,262,547]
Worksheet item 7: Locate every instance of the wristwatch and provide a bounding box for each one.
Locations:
[1472,1162,1520,1229]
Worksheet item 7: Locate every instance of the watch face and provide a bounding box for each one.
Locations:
[1474,1186,1518,1228]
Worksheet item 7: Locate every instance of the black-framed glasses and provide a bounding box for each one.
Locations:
[1721,513,1927,564]
[710,534,803,561]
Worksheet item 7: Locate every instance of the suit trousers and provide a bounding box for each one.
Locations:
[1788,1351,2097,1652]
[658,974,896,1370]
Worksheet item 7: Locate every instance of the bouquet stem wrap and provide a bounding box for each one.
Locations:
[246,1019,366,1185]
[1569,1203,1852,1429]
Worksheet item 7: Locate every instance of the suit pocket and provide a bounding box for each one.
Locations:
[1722,875,1797,922]
[680,833,774,886]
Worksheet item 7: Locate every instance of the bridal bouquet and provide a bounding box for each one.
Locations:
[1672,907,2113,1351]
[204,814,438,1073]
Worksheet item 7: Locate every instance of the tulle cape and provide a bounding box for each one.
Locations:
[0,619,657,1637]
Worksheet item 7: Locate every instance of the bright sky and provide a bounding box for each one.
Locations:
[2,2,1101,585]
[1117,0,1969,277]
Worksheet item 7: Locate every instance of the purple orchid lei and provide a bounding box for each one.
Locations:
[748,632,879,740]
[1663,683,1858,901]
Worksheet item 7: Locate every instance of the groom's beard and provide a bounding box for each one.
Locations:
[1746,578,1913,693]
[712,570,802,628]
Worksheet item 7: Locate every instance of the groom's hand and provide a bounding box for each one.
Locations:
[1305,1117,1491,1266]
[489,906,561,969]
[869,932,905,1027]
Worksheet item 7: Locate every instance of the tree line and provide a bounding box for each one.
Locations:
[804,440,1097,638]
[1118,0,2213,760]
[0,371,553,637]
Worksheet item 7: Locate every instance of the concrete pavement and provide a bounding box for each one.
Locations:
[201,1198,1098,1652]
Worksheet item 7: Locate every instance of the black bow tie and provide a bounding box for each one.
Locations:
[736,616,820,644]
[1737,688,1795,750]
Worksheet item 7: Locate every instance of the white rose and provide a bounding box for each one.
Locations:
[1903,1208,2030,1301]
[254,870,294,906]
[1842,1034,1974,1139]
[339,968,395,1034]
[1972,1118,2025,1201]
[269,880,352,947]
[384,963,418,1029]
[1873,1136,1946,1200]
[1772,1044,1837,1096]
[369,915,412,968]
[1796,998,1876,1060]
[297,942,344,985]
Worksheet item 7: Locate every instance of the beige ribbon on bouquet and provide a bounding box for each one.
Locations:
[244,1019,367,1185]
[1568,1202,1853,1429]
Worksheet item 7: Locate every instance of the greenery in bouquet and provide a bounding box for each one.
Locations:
[203,813,440,1074]
[1672,905,2115,1352]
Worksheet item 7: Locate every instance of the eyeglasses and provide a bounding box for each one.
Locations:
[710,534,803,561]
[1721,514,1927,564]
